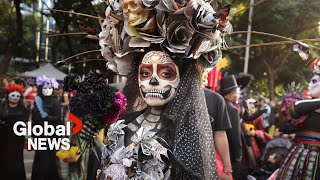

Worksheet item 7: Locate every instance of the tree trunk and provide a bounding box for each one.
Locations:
[0,43,15,74]
[268,69,276,100]
[0,0,23,74]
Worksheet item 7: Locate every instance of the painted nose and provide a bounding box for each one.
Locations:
[149,76,159,85]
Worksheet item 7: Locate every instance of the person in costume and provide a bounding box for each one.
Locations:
[0,84,29,180]
[220,75,242,180]
[31,75,62,180]
[202,68,233,180]
[69,0,234,178]
[277,58,320,180]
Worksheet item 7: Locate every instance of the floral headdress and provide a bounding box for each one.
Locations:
[99,0,231,75]
[36,75,59,89]
[7,84,25,95]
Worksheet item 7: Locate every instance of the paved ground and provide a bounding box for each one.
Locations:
[24,150,69,180]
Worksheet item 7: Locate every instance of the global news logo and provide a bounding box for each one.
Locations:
[13,112,82,151]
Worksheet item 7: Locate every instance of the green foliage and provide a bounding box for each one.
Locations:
[225,0,320,99]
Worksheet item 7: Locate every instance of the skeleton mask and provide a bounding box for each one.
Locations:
[123,0,149,26]
[139,51,180,107]
[314,61,320,74]
[308,74,320,98]
[42,84,54,96]
[8,91,21,104]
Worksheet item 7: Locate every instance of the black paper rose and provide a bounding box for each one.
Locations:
[163,20,194,57]
[69,72,116,128]
[63,73,81,92]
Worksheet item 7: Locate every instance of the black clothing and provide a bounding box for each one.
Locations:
[225,100,242,161]
[293,99,320,133]
[31,96,62,180]
[204,88,231,132]
[300,111,320,132]
[224,99,242,180]
[0,103,29,180]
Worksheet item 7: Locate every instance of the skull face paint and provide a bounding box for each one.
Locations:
[42,84,54,96]
[122,0,149,26]
[314,61,320,74]
[139,51,180,107]
[8,91,21,104]
[308,74,320,98]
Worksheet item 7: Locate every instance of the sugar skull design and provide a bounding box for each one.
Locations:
[8,91,21,104]
[42,84,54,96]
[139,51,180,107]
[308,74,320,98]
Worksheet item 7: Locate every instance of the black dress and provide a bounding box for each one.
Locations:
[31,96,62,180]
[0,102,29,180]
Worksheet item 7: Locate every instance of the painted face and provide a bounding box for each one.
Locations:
[308,74,320,98]
[42,84,54,96]
[8,91,21,104]
[314,61,320,74]
[138,51,180,107]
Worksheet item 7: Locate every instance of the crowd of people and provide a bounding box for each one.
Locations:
[0,57,319,180]
[1,75,70,180]
[1,0,320,179]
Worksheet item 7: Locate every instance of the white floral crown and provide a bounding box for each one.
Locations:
[99,0,232,75]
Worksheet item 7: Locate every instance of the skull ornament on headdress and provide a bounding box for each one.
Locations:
[123,0,149,26]
[139,51,180,107]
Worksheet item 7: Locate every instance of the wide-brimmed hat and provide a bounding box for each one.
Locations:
[220,75,238,95]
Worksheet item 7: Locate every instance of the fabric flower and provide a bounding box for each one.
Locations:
[36,75,59,88]
[63,73,81,92]
[7,84,24,94]
[103,92,127,124]
[163,20,194,57]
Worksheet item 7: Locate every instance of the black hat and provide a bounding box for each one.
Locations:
[220,75,239,95]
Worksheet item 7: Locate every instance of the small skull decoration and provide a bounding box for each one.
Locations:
[122,0,149,26]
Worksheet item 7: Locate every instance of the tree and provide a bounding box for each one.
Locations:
[0,0,23,74]
[225,0,320,99]
[0,0,41,74]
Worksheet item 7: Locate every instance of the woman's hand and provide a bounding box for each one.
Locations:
[79,121,97,140]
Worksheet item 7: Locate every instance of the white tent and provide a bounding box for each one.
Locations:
[20,63,66,81]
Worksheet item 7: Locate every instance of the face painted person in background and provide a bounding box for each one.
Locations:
[0,84,29,180]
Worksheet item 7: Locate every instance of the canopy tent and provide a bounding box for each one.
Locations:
[20,63,67,81]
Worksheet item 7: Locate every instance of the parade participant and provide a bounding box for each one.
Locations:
[0,84,29,180]
[220,75,242,180]
[258,96,272,132]
[69,0,234,178]
[202,68,233,180]
[31,75,62,180]
[277,65,320,179]
[77,0,233,178]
